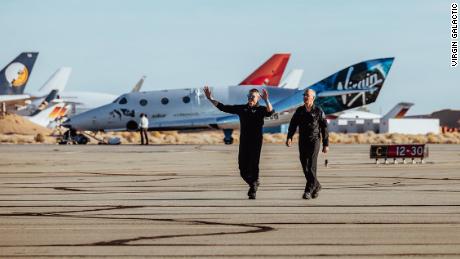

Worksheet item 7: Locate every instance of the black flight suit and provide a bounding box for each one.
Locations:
[216,102,274,186]
[287,105,329,193]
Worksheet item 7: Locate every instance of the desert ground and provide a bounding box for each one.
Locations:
[2,113,460,145]
[0,144,459,258]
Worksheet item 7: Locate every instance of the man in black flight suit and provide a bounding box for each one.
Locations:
[286,89,329,200]
[203,86,274,199]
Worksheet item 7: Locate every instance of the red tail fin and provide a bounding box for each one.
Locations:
[395,108,410,118]
[239,53,290,86]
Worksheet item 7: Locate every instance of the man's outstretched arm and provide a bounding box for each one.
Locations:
[203,86,239,114]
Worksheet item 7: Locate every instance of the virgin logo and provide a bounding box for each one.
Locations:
[337,66,383,106]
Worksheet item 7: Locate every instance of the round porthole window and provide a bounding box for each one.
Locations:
[161,97,169,105]
[140,99,148,106]
[182,96,190,103]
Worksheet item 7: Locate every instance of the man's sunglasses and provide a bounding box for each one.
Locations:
[247,94,258,99]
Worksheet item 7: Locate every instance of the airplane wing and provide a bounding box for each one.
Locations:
[148,114,239,130]
[316,87,378,97]
[272,86,385,116]
[0,94,31,103]
[0,94,34,108]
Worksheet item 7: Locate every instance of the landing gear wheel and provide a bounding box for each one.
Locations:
[223,137,234,145]
[75,134,89,145]
[223,129,234,145]
[126,120,139,131]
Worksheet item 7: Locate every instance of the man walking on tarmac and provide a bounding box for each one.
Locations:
[286,89,329,200]
[204,86,274,199]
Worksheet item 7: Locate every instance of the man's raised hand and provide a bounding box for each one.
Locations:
[203,86,212,100]
[261,88,269,101]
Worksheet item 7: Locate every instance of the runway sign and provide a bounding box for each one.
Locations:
[370,144,427,164]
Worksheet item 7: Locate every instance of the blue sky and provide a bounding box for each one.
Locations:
[1,0,458,115]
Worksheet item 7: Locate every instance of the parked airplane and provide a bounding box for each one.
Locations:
[0,52,39,109]
[0,52,144,117]
[329,102,414,120]
[64,57,395,144]
[60,53,292,116]
[2,52,292,118]
[0,52,73,121]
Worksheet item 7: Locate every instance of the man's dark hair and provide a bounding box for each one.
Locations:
[249,88,260,94]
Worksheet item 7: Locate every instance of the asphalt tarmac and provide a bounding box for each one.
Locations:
[0,144,459,258]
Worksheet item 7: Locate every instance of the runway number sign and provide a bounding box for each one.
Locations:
[370,144,427,164]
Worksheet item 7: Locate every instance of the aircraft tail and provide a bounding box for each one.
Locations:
[312,57,395,114]
[38,67,72,94]
[29,89,60,116]
[27,102,69,128]
[279,69,303,89]
[0,52,39,95]
[382,102,413,120]
[273,58,395,115]
[131,76,146,92]
[239,53,290,86]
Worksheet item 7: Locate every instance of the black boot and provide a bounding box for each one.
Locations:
[302,192,312,200]
[303,184,312,200]
[248,181,259,200]
[312,184,322,199]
